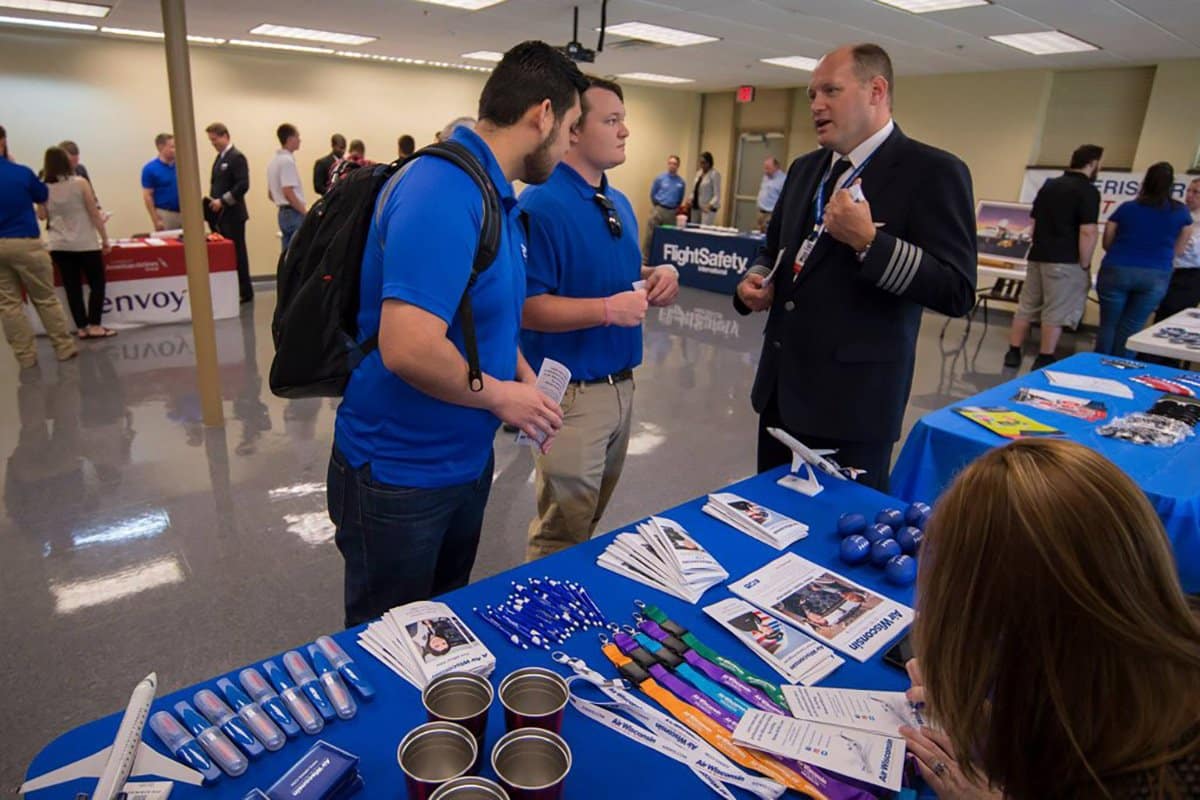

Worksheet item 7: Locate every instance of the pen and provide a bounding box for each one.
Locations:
[238,666,302,737]
[217,678,286,750]
[282,650,338,722]
[314,635,376,702]
[307,645,357,720]
[174,700,248,777]
[262,659,324,734]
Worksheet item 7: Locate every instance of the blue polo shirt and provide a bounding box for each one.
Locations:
[141,158,179,212]
[0,158,48,238]
[335,127,526,488]
[650,171,686,209]
[1102,199,1194,271]
[520,162,643,381]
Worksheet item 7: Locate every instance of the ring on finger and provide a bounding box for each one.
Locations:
[932,760,948,779]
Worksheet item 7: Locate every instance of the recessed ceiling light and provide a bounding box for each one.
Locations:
[461,50,503,62]
[617,72,694,84]
[988,30,1098,55]
[0,13,94,30]
[249,23,375,46]
[600,21,718,47]
[761,55,820,71]
[100,27,224,44]
[874,0,989,12]
[413,0,507,9]
[0,0,109,18]
[333,50,492,72]
[228,38,334,54]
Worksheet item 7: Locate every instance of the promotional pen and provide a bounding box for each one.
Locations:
[262,660,324,735]
[314,636,376,702]
[307,645,357,720]
[193,689,264,759]
[216,678,286,751]
[238,667,302,737]
[173,700,248,777]
[147,710,222,785]
[282,650,337,722]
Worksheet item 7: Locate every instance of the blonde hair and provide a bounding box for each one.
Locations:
[914,439,1200,800]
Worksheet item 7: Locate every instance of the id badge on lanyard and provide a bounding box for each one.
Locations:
[793,228,819,276]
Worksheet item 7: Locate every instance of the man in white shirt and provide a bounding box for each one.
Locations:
[756,157,786,232]
[267,123,307,252]
[1154,176,1200,324]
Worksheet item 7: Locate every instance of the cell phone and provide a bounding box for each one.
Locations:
[882,634,914,672]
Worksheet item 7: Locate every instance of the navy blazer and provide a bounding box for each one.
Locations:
[210,145,250,223]
[734,124,977,444]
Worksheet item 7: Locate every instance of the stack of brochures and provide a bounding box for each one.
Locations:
[597,516,728,604]
[703,597,843,685]
[702,492,809,549]
[357,600,495,690]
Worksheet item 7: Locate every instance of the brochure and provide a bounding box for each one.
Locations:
[702,492,809,549]
[703,597,843,685]
[357,600,495,690]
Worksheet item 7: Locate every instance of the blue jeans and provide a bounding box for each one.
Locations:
[327,446,494,627]
[1095,265,1171,357]
[278,206,304,252]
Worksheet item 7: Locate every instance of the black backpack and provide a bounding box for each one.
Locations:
[269,141,502,398]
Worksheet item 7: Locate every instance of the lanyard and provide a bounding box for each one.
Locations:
[633,633,754,717]
[812,153,874,230]
[637,603,788,708]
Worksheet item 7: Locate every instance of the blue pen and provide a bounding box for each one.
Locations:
[238,667,302,737]
[174,700,248,777]
[282,650,337,722]
[492,606,550,649]
[314,635,376,702]
[636,634,753,717]
[194,689,264,759]
[217,678,286,751]
[147,710,222,784]
[307,645,357,720]
[262,660,325,735]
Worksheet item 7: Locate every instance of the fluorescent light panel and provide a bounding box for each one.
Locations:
[461,49,503,62]
[874,0,988,12]
[229,38,334,54]
[333,50,491,71]
[617,71,693,84]
[412,0,507,9]
[0,0,109,18]
[988,30,1098,54]
[761,55,820,71]
[100,26,225,44]
[250,23,375,46]
[600,21,718,47]
[0,13,94,29]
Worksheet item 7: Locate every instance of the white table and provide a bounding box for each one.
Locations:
[1126,307,1200,364]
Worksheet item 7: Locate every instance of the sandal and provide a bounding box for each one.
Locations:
[95,327,118,338]
[78,330,93,340]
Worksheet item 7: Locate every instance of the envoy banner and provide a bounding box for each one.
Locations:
[651,227,762,295]
[1020,167,1190,222]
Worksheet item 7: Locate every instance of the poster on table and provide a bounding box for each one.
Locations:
[975,200,1034,265]
[1020,167,1190,223]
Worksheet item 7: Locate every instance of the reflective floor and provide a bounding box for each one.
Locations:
[0,285,1092,783]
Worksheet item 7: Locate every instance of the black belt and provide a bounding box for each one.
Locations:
[573,368,633,386]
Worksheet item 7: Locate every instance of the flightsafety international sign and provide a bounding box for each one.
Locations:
[1020,167,1190,222]
[652,228,763,295]
[661,241,751,276]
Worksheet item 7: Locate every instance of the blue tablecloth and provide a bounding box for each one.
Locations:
[891,352,1200,593]
[651,227,763,295]
[26,468,916,800]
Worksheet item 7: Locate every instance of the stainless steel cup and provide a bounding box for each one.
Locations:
[429,776,510,800]
[497,667,569,733]
[397,721,479,800]
[423,671,494,741]
[491,728,572,800]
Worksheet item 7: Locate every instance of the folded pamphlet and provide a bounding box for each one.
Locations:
[703,597,843,685]
[702,492,808,549]
[357,600,494,690]
[597,516,727,604]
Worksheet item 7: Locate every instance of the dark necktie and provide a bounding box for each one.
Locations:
[822,157,853,217]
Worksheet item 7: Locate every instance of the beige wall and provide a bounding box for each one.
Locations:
[0,29,698,277]
[1036,66,1156,169]
[1133,59,1200,173]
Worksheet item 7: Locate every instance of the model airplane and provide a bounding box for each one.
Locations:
[20,672,203,799]
[767,427,866,497]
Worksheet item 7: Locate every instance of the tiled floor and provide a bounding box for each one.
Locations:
[0,285,1092,784]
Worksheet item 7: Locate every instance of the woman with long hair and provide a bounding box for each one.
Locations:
[39,146,114,339]
[900,439,1200,799]
[1095,162,1194,355]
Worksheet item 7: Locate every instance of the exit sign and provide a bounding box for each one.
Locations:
[736,85,756,103]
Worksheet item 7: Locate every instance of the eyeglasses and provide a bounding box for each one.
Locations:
[593,192,623,239]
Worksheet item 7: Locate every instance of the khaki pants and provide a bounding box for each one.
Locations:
[527,377,635,561]
[756,209,772,233]
[0,238,76,366]
[156,208,182,230]
[642,204,678,263]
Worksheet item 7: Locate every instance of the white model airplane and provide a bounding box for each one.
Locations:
[767,427,865,496]
[20,672,203,799]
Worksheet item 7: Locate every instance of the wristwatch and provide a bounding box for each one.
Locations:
[855,238,874,262]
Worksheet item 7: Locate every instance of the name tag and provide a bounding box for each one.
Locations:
[793,230,819,276]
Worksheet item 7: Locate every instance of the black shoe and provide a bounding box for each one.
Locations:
[240,294,254,304]
[1032,353,1057,370]
[1003,346,1022,368]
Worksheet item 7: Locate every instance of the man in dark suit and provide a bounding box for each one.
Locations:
[313,133,345,197]
[734,44,976,492]
[205,121,253,303]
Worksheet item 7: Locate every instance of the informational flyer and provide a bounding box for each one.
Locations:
[728,554,913,662]
[703,597,843,685]
[516,358,571,448]
[357,600,495,689]
[781,686,924,736]
[732,709,906,792]
[953,406,1064,439]
[702,492,809,549]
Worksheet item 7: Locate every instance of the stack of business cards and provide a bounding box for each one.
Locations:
[702,492,808,549]
[597,516,728,604]
[357,600,495,690]
[703,597,843,685]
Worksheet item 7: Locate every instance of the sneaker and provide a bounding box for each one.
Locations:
[1032,353,1057,370]
[1003,346,1022,368]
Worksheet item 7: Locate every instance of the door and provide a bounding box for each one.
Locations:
[732,132,787,232]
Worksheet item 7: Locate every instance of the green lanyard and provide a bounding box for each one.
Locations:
[639,603,788,708]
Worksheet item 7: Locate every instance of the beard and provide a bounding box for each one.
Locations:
[522,123,561,185]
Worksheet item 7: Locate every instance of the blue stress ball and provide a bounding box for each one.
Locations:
[870,538,902,567]
[897,526,924,556]
[840,535,872,566]
[837,512,868,538]
[905,502,932,527]
[864,523,894,545]
[885,555,918,586]
[875,508,904,530]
